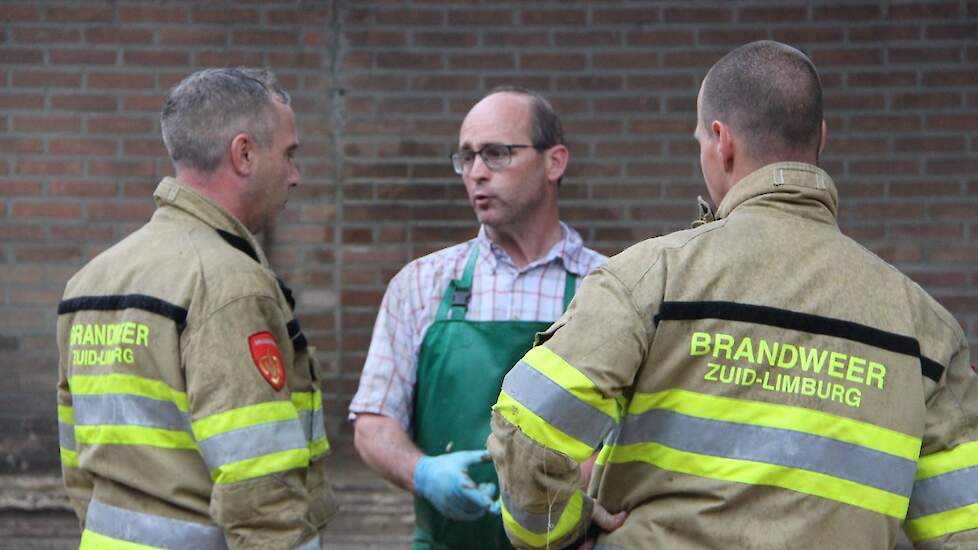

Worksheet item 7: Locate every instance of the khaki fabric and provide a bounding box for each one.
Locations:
[57,177,337,549]
[490,162,977,549]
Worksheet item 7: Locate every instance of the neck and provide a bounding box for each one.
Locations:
[175,166,253,232]
[485,214,562,269]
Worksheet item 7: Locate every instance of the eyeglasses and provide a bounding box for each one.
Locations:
[450,144,532,175]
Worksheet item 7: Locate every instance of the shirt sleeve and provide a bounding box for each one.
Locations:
[349,263,427,432]
[904,321,978,549]
[489,265,654,550]
[184,293,318,550]
[56,316,94,526]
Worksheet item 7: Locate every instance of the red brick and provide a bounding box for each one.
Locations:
[663,50,727,69]
[924,70,978,86]
[0,139,42,154]
[0,94,44,109]
[192,7,259,24]
[85,202,156,221]
[698,28,769,45]
[520,52,586,71]
[88,160,154,178]
[45,6,113,22]
[13,115,81,133]
[630,118,691,135]
[593,8,660,25]
[927,158,978,175]
[267,52,323,69]
[824,93,885,110]
[11,70,81,87]
[11,202,82,218]
[124,51,191,67]
[410,75,478,92]
[556,76,624,92]
[122,95,167,113]
[119,6,188,23]
[904,271,968,288]
[123,139,167,156]
[738,6,807,21]
[449,53,514,71]
[482,31,549,47]
[925,23,978,40]
[627,162,692,178]
[554,30,622,47]
[891,1,959,18]
[891,47,963,65]
[627,74,696,90]
[851,160,919,176]
[50,225,115,243]
[13,27,80,43]
[88,116,154,134]
[929,246,978,263]
[520,9,587,26]
[664,6,732,22]
[0,5,39,22]
[89,72,156,90]
[0,181,42,196]
[894,92,962,110]
[378,52,444,70]
[14,245,82,262]
[0,224,44,241]
[160,29,226,46]
[447,10,509,26]
[895,137,965,153]
[0,47,44,65]
[50,49,117,65]
[592,52,659,70]
[376,98,443,115]
[814,4,880,19]
[49,180,118,197]
[927,114,978,131]
[771,27,843,43]
[626,30,694,47]
[347,30,407,47]
[85,27,155,44]
[375,9,444,25]
[51,95,118,112]
[813,48,883,66]
[890,181,963,197]
[848,25,921,42]
[194,51,263,67]
[849,71,917,87]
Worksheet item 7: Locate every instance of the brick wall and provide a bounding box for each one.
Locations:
[1,0,976,473]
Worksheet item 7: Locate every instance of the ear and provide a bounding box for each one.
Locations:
[544,144,569,185]
[818,119,828,156]
[713,120,735,173]
[229,133,256,177]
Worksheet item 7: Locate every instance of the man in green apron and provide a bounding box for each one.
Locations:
[349,87,606,549]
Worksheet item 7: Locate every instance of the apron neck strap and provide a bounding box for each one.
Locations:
[562,270,577,312]
[435,245,480,321]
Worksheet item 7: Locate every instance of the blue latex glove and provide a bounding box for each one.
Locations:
[414,450,499,521]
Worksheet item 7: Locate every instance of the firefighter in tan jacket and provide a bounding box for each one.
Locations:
[56,68,336,549]
[489,41,978,550]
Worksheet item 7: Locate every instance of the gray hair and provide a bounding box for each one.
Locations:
[160,68,290,173]
[485,85,564,150]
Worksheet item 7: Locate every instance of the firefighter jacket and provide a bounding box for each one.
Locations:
[488,162,978,550]
[56,177,337,549]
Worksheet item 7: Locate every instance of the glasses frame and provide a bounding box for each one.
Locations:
[450,143,533,175]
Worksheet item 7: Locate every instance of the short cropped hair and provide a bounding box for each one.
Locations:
[701,41,823,161]
[161,68,290,173]
[485,86,564,151]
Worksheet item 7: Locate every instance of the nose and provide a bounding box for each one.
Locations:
[468,153,491,181]
[290,158,300,187]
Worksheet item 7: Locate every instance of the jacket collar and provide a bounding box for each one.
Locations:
[715,162,839,225]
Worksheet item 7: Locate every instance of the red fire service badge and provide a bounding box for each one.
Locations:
[248,332,285,390]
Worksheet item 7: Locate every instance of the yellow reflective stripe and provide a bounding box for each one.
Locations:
[69,374,188,412]
[610,441,909,518]
[501,490,584,547]
[291,390,322,412]
[595,442,613,466]
[906,501,978,542]
[191,401,299,442]
[58,405,74,424]
[60,447,79,468]
[630,389,920,461]
[310,437,330,458]
[80,529,160,550]
[523,346,619,420]
[916,440,978,480]
[495,390,594,461]
[211,448,309,485]
[75,425,197,450]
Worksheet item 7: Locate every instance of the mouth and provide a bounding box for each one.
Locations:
[472,193,493,208]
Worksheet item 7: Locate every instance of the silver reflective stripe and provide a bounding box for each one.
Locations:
[295,534,320,550]
[86,499,227,550]
[198,419,307,470]
[619,409,915,497]
[908,465,978,518]
[501,489,566,534]
[73,393,191,432]
[58,421,76,451]
[297,409,326,443]
[502,360,615,448]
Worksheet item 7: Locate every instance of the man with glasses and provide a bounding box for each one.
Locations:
[349,87,606,549]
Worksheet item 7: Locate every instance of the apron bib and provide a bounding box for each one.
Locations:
[411,247,575,549]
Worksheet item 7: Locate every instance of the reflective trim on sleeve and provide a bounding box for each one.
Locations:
[191,401,299,442]
[495,390,594,462]
[609,389,918,519]
[211,448,311,485]
[59,421,76,452]
[197,419,308,476]
[522,346,619,419]
[57,404,74,424]
[292,390,331,457]
[905,441,978,541]
[500,488,584,548]
[69,374,189,412]
[60,448,79,468]
[295,535,320,550]
[75,425,197,450]
[73,394,191,433]
[82,499,227,550]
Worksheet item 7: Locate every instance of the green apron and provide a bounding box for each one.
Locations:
[411,246,576,550]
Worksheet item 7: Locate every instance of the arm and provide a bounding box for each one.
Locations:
[904,323,978,548]
[353,413,423,492]
[56,315,93,525]
[489,267,651,549]
[186,294,318,549]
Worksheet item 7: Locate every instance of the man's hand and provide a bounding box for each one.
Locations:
[413,450,498,521]
[578,500,627,550]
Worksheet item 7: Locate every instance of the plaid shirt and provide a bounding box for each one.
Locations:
[349,223,606,431]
